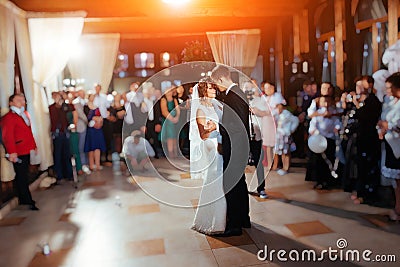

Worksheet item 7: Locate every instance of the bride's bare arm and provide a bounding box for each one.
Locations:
[196,109,214,140]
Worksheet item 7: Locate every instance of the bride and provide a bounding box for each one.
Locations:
[190,77,226,235]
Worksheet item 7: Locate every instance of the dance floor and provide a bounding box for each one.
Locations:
[0,158,399,267]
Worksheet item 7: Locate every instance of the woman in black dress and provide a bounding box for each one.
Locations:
[351,76,382,205]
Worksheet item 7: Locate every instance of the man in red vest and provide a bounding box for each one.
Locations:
[1,93,39,210]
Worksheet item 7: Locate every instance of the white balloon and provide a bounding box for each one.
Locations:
[373,69,391,102]
[382,40,400,74]
[308,134,328,154]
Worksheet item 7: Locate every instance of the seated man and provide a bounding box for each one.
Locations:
[123,130,155,172]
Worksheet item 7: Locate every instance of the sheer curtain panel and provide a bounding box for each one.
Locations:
[206,29,261,76]
[27,17,84,170]
[0,0,17,181]
[0,1,15,114]
[67,33,120,93]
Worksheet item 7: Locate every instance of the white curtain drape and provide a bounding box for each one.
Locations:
[67,34,120,93]
[29,17,84,92]
[25,17,84,170]
[206,29,261,76]
[0,0,16,181]
[0,0,86,175]
[0,2,15,114]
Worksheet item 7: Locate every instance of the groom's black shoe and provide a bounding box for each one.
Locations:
[215,227,242,237]
[242,221,251,229]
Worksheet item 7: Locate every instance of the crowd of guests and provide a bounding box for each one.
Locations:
[244,80,299,175]
[46,81,192,177]
[48,85,116,179]
[294,73,400,220]
[241,73,400,219]
[2,72,399,219]
[43,75,400,211]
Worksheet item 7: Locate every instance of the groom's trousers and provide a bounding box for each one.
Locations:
[250,140,265,193]
[222,136,250,229]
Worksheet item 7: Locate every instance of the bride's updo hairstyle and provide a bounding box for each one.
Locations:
[197,77,218,98]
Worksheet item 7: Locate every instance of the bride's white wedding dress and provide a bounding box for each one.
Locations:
[191,102,226,235]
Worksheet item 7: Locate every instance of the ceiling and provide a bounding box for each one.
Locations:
[10,0,312,39]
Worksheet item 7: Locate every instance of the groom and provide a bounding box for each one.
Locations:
[211,65,251,236]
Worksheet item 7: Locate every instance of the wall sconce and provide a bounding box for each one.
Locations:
[140,52,148,68]
[161,52,170,67]
[302,61,309,73]
[291,62,298,74]
[291,60,309,74]
[163,52,170,62]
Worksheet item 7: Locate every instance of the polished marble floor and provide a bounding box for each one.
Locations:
[0,158,399,267]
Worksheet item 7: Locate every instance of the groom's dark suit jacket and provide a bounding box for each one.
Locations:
[218,84,250,171]
[217,84,250,229]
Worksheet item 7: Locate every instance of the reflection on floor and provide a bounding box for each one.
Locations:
[0,157,399,267]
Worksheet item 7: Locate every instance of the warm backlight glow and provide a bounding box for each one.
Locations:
[162,0,190,5]
[162,52,170,62]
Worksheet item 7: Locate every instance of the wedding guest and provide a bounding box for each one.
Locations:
[124,81,147,138]
[176,85,190,156]
[247,81,268,198]
[362,75,375,93]
[1,93,39,210]
[49,92,73,181]
[377,73,400,220]
[272,102,299,175]
[112,92,125,154]
[73,89,90,174]
[306,83,342,189]
[84,93,106,171]
[152,88,164,157]
[297,80,314,113]
[123,130,155,172]
[261,82,285,170]
[294,81,308,150]
[294,80,317,158]
[340,83,360,194]
[93,84,113,163]
[103,93,118,162]
[160,86,180,158]
[142,82,159,156]
[310,81,318,98]
[63,91,83,175]
[93,83,109,119]
[341,76,382,204]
